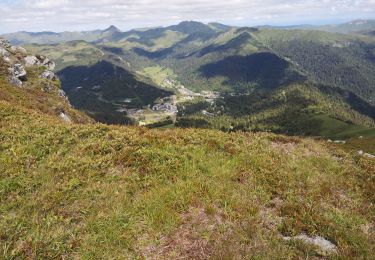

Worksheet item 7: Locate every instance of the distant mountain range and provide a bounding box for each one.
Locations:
[3,19,375,45]
[2,20,374,137]
[257,19,375,35]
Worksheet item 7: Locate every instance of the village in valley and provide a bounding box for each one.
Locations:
[121,66,220,126]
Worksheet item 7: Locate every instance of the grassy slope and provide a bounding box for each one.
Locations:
[309,114,375,139]
[0,58,91,124]
[1,90,375,258]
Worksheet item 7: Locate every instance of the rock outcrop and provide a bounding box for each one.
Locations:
[0,38,57,86]
[0,38,74,123]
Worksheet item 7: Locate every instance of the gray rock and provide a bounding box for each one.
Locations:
[9,76,23,87]
[40,70,56,80]
[42,59,55,71]
[24,55,41,67]
[364,153,375,159]
[358,150,375,159]
[58,89,68,99]
[9,63,27,79]
[59,112,72,123]
[0,47,9,57]
[283,234,337,256]
[0,38,11,48]
[10,46,27,54]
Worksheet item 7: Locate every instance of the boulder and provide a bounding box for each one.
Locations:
[41,57,55,71]
[43,60,55,71]
[9,63,27,80]
[24,55,41,67]
[10,46,27,55]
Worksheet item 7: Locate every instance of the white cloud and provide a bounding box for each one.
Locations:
[0,0,374,33]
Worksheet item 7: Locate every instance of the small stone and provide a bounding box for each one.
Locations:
[283,234,337,256]
[60,112,72,123]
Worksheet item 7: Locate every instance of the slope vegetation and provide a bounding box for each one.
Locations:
[1,43,375,259]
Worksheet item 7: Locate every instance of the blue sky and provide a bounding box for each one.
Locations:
[0,0,374,33]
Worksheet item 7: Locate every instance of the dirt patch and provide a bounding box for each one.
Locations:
[140,207,231,259]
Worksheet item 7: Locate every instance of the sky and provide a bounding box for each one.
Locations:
[0,0,374,33]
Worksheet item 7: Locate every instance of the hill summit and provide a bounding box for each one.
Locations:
[104,25,121,33]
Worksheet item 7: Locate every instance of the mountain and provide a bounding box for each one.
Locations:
[257,20,375,35]
[315,19,375,35]
[6,21,375,138]
[1,40,375,259]
[2,25,122,45]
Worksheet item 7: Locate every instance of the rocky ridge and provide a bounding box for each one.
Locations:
[0,38,85,123]
[0,38,57,86]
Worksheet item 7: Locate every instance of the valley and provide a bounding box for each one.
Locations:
[1,9,375,258]
[4,20,375,138]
